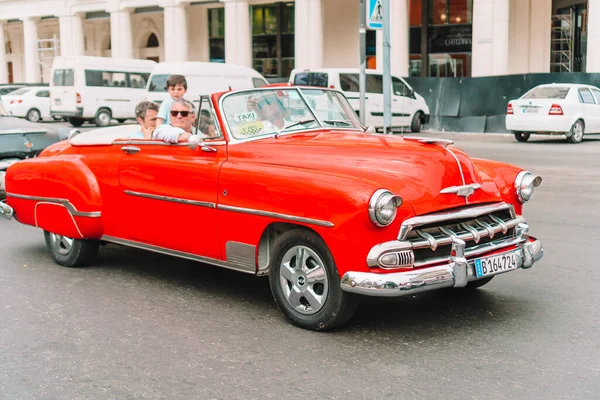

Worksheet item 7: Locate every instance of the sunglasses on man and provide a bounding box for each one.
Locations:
[170,110,191,117]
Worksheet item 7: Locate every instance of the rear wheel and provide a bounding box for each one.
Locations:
[410,112,423,133]
[567,120,584,143]
[26,108,41,122]
[513,132,530,142]
[95,109,112,127]
[68,117,85,127]
[44,231,99,268]
[269,229,357,331]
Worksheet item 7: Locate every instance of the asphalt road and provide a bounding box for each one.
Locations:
[1,130,599,399]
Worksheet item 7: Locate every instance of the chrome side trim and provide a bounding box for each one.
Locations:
[100,235,256,274]
[218,204,334,228]
[124,190,216,209]
[6,193,101,217]
[342,238,543,297]
[444,146,467,203]
[34,202,84,239]
[225,241,257,273]
[402,136,454,147]
[398,202,514,240]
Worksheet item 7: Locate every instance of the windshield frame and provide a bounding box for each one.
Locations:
[217,87,365,144]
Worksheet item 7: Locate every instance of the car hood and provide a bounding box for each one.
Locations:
[232,131,504,215]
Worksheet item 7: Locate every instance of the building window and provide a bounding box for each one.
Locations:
[146,33,159,48]
[251,2,295,78]
[208,8,225,63]
[409,0,472,77]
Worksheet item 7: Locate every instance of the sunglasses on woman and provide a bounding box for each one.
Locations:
[170,110,191,117]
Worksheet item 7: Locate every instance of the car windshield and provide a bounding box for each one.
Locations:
[221,88,363,139]
[523,86,570,99]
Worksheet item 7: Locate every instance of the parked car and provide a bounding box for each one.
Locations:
[0,99,67,199]
[289,68,431,132]
[3,86,52,122]
[506,83,600,143]
[145,61,269,106]
[0,86,543,330]
[50,56,157,127]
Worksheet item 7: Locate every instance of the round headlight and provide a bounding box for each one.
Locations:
[368,189,403,227]
[515,171,542,203]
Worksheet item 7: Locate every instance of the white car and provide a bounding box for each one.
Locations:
[289,68,430,133]
[2,86,51,122]
[506,83,600,144]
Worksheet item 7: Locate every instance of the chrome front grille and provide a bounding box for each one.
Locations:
[400,203,524,267]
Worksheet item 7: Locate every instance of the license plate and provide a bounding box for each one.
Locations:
[474,252,518,278]
[522,107,538,114]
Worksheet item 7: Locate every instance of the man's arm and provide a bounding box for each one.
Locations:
[153,124,191,143]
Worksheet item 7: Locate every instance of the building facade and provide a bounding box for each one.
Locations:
[0,0,597,84]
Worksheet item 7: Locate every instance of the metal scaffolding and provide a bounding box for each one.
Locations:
[550,11,574,72]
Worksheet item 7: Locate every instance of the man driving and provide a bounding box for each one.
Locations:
[153,99,195,143]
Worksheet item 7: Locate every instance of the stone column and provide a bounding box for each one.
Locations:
[59,13,85,57]
[294,0,323,70]
[472,0,509,76]
[224,0,251,67]
[587,0,600,72]
[163,2,189,62]
[528,0,551,73]
[23,16,40,83]
[110,8,133,58]
[0,21,8,84]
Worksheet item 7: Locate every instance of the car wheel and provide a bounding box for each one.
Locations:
[95,109,112,127]
[26,109,41,122]
[567,120,584,143]
[44,231,99,268]
[410,112,423,133]
[513,132,531,142]
[68,117,85,127]
[269,228,357,331]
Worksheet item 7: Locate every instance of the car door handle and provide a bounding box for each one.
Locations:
[121,145,140,154]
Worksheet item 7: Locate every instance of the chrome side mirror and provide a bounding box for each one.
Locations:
[67,129,80,140]
[188,134,203,151]
[365,126,376,134]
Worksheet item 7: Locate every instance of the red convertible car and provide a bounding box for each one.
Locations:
[0,86,543,330]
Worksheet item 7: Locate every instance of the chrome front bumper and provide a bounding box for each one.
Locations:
[0,198,14,219]
[340,237,543,297]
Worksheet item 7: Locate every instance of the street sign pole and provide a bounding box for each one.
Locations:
[359,0,366,125]
[382,0,391,134]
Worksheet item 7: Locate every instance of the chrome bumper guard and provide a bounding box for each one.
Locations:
[341,234,543,297]
[0,199,14,220]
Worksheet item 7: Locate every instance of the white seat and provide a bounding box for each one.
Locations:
[70,125,142,146]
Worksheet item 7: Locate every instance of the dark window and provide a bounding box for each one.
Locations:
[148,74,169,92]
[591,88,600,103]
[85,70,130,87]
[340,74,359,92]
[36,90,50,97]
[146,33,159,48]
[578,88,595,104]
[294,72,328,87]
[253,78,267,88]
[392,77,409,96]
[208,8,225,63]
[129,72,150,89]
[85,70,104,87]
[252,2,295,78]
[53,69,75,86]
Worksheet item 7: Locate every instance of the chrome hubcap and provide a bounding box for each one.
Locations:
[99,113,110,125]
[279,245,329,315]
[29,111,39,121]
[573,123,583,141]
[50,233,74,255]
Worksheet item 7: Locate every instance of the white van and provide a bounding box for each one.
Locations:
[289,68,430,132]
[145,62,269,106]
[50,56,157,127]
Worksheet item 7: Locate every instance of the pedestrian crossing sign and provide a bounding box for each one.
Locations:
[367,0,383,29]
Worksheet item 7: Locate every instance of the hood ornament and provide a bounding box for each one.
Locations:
[440,183,481,199]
